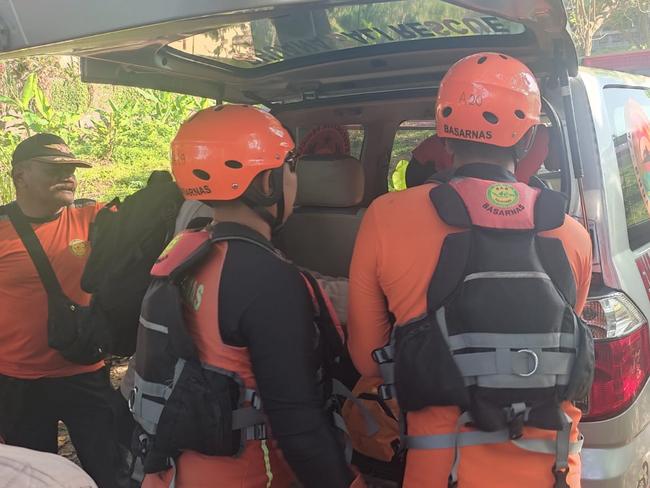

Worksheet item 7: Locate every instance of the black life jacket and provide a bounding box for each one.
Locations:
[129,224,356,475]
[373,174,594,488]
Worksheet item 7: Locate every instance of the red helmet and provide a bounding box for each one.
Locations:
[171,105,294,201]
[436,52,541,147]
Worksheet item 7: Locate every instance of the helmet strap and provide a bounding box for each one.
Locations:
[513,126,539,166]
[241,166,285,234]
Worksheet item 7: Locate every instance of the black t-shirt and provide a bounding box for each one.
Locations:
[216,223,353,488]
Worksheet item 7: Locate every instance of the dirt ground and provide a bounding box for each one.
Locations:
[58,357,130,464]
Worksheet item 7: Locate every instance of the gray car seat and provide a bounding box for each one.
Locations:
[276,155,365,278]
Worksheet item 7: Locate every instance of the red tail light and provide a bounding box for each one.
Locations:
[581,292,650,421]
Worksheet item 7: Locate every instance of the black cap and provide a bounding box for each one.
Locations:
[11,133,91,167]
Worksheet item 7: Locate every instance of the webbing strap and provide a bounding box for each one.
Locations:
[447,332,576,351]
[232,407,266,431]
[404,423,583,454]
[514,434,583,456]
[403,411,582,487]
[378,362,395,384]
[552,413,574,488]
[332,379,379,436]
[332,411,353,462]
[454,350,574,378]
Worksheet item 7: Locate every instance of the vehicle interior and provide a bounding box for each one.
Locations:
[274,97,569,279]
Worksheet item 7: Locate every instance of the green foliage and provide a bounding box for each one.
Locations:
[0,64,211,204]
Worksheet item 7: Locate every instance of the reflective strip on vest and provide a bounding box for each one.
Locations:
[139,316,169,334]
[463,271,551,282]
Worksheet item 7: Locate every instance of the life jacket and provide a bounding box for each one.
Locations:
[372,175,595,488]
[128,224,355,476]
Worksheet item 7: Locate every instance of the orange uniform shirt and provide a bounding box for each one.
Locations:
[348,170,592,488]
[0,201,104,379]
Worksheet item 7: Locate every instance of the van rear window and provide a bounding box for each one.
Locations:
[604,87,650,249]
[168,0,525,69]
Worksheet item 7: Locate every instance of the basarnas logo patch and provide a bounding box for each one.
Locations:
[69,239,90,257]
[157,234,183,262]
[483,183,525,216]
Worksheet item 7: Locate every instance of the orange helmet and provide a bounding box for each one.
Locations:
[171,105,294,201]
[436,52,541,147]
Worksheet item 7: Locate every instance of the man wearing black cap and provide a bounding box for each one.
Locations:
[0,134,121,487]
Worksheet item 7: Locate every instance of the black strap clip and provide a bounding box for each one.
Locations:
[552,465,570,488]
[377,383,393,401]
[372,346,393,364]
[505,403,528,439]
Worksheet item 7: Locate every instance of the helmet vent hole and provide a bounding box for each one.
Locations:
[514,110,526,119]
[499,54,509,60]
[213,105,225,112]
[477,56,488,64]
[483,112,499,124]
[193,169,211,181]
[442,107,453,117]
[225,160,243,169]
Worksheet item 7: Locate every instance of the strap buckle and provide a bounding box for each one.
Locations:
[378,383,394,401]
[505,403,528,439]
[552,465,570,488]
[372,346,393,364]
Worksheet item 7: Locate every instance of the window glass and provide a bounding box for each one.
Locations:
[603,87,650,249]
[388,120,435,191]
[168,0,525,69]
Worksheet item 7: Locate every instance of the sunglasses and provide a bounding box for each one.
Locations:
[285,151,298,173]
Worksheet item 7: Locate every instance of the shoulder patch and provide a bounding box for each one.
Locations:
[151,229,212,281]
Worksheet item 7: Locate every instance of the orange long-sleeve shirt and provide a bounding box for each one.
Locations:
[348,164,592,488]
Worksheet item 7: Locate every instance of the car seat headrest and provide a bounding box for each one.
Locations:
[296,155,364,207]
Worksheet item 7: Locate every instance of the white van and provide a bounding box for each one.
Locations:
[0,1,648,485]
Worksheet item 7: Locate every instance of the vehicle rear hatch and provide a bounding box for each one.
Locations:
[0,0,577,105]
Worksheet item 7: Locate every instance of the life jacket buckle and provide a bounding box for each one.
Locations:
[378,383,394,401]
[552,465,570,488]
[372,346,393,364]
[505,403,528,439]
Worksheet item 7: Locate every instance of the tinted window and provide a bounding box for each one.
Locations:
[388,120,435,191]
[603,87,650,249]
[169,0,525,69]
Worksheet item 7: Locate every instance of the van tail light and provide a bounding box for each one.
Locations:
[581,292,650,421]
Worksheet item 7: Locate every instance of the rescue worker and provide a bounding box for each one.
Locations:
[404,134,453,188]
[140,105,364,488]
[0,134,121,487]
[348,53,593,488]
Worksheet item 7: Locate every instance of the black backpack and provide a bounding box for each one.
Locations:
[81,172,184,356]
